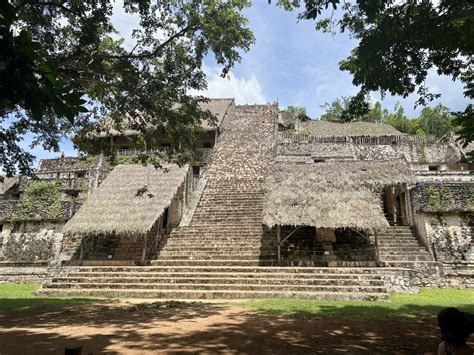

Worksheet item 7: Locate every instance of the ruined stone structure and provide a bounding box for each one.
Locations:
[1,99,473,298]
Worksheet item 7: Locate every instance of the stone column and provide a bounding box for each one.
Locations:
[315,228,336,263]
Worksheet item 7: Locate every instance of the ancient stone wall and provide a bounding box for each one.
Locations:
[277,142,354,158]
[0,262,49,283]
[80,235,147,261]
[415,212,473,263]
[168,181,186,227]
[411,184,474,213]
[0,229,63,262]
[415,171,472,184]
[275,139,464,166]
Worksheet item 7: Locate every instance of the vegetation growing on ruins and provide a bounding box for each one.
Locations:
[426,186,448,212]
[13,181,62,220]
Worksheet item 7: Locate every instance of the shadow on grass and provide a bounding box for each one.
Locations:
[244,289,474,321]
[0,288,473,353]
[0,297,104,312]
[246,301,474,321]
[0,300,451,354]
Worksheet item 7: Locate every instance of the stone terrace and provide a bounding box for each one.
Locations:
[41,104,393,300]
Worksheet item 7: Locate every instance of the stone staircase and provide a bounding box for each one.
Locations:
[377,226,434,266]
[38,265,390,300]
[153,104,277,265]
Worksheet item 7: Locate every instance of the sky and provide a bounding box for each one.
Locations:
[17,1,470,162]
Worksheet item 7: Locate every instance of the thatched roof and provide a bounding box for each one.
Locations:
[94,99,234,137]
[37,156,99,172]
[63,164,188,236]
[263,160,413,230]
[300,121,402,136]
[198,98,234,130]
[0,176,19,195]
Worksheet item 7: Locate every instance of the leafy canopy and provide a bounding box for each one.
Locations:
[273,0,473,144]
[283,105,311,121]
[0,0,254,176]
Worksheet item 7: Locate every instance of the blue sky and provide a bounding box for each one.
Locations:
[18,1,470,162]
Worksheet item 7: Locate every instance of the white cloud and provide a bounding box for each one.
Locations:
[192,66,267,105]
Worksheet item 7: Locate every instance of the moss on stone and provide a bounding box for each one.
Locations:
[468,187,474,210]
[426,186,452,211]
[13,181,62,220]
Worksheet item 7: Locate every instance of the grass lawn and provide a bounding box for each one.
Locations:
[243,288,474,320]
[0,283,102,312]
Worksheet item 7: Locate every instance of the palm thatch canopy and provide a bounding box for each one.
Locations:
[93,98,234,137]
[198,98,234,130]
[263,160,413,231]
[301,121,402,136]
[64,164,188,236]
[0,176,19,195]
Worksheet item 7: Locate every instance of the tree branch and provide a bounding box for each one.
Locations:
[31,1,81,16]
[99,25,195,60]
[442,8,474,22]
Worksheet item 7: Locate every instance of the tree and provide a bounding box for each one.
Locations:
[319,97,348,121]
[383,103,421,135]
[273,0,474,144]
[0,0,254,176]
[319,96,456,136]
[365,101,388,123]
[419,104,455,138]
[320,95,384,122]
[284,105,311,121]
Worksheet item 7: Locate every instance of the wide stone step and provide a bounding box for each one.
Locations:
[192,211,263,217]
[377,247,428,252]
[282,260,380,267]
[163,241,271,247]
[191,216,262,220]
[169,229,264,234]
[169,234,264,239]
[170,230,264,234]
[150,259,276,266]
[176,225,264,231]
[156,254,272,260]
[382,261,437,267]
[378,234,419,238]
[377,240,422,244]
[380,255,432,261]
[37,288,389,301]
[201,191,264,196]
[43,282,387,293]
[161,247,274,253]
[167,234,265,239]
[191,219,263,224]
[62,272,385,281]
[165,239,267,244]
[194,206,264,211]
[67,266,397,274]
[51,277,385,287]
[201,191,263,195]
[379,250,430,255]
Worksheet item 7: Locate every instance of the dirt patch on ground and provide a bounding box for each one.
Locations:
[0,300,448,354]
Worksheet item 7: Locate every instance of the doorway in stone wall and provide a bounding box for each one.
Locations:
[383,185,410,226]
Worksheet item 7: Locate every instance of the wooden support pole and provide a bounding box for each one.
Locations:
[141,235,148,264]
[79,239,84,265]
[276,225,281,266]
